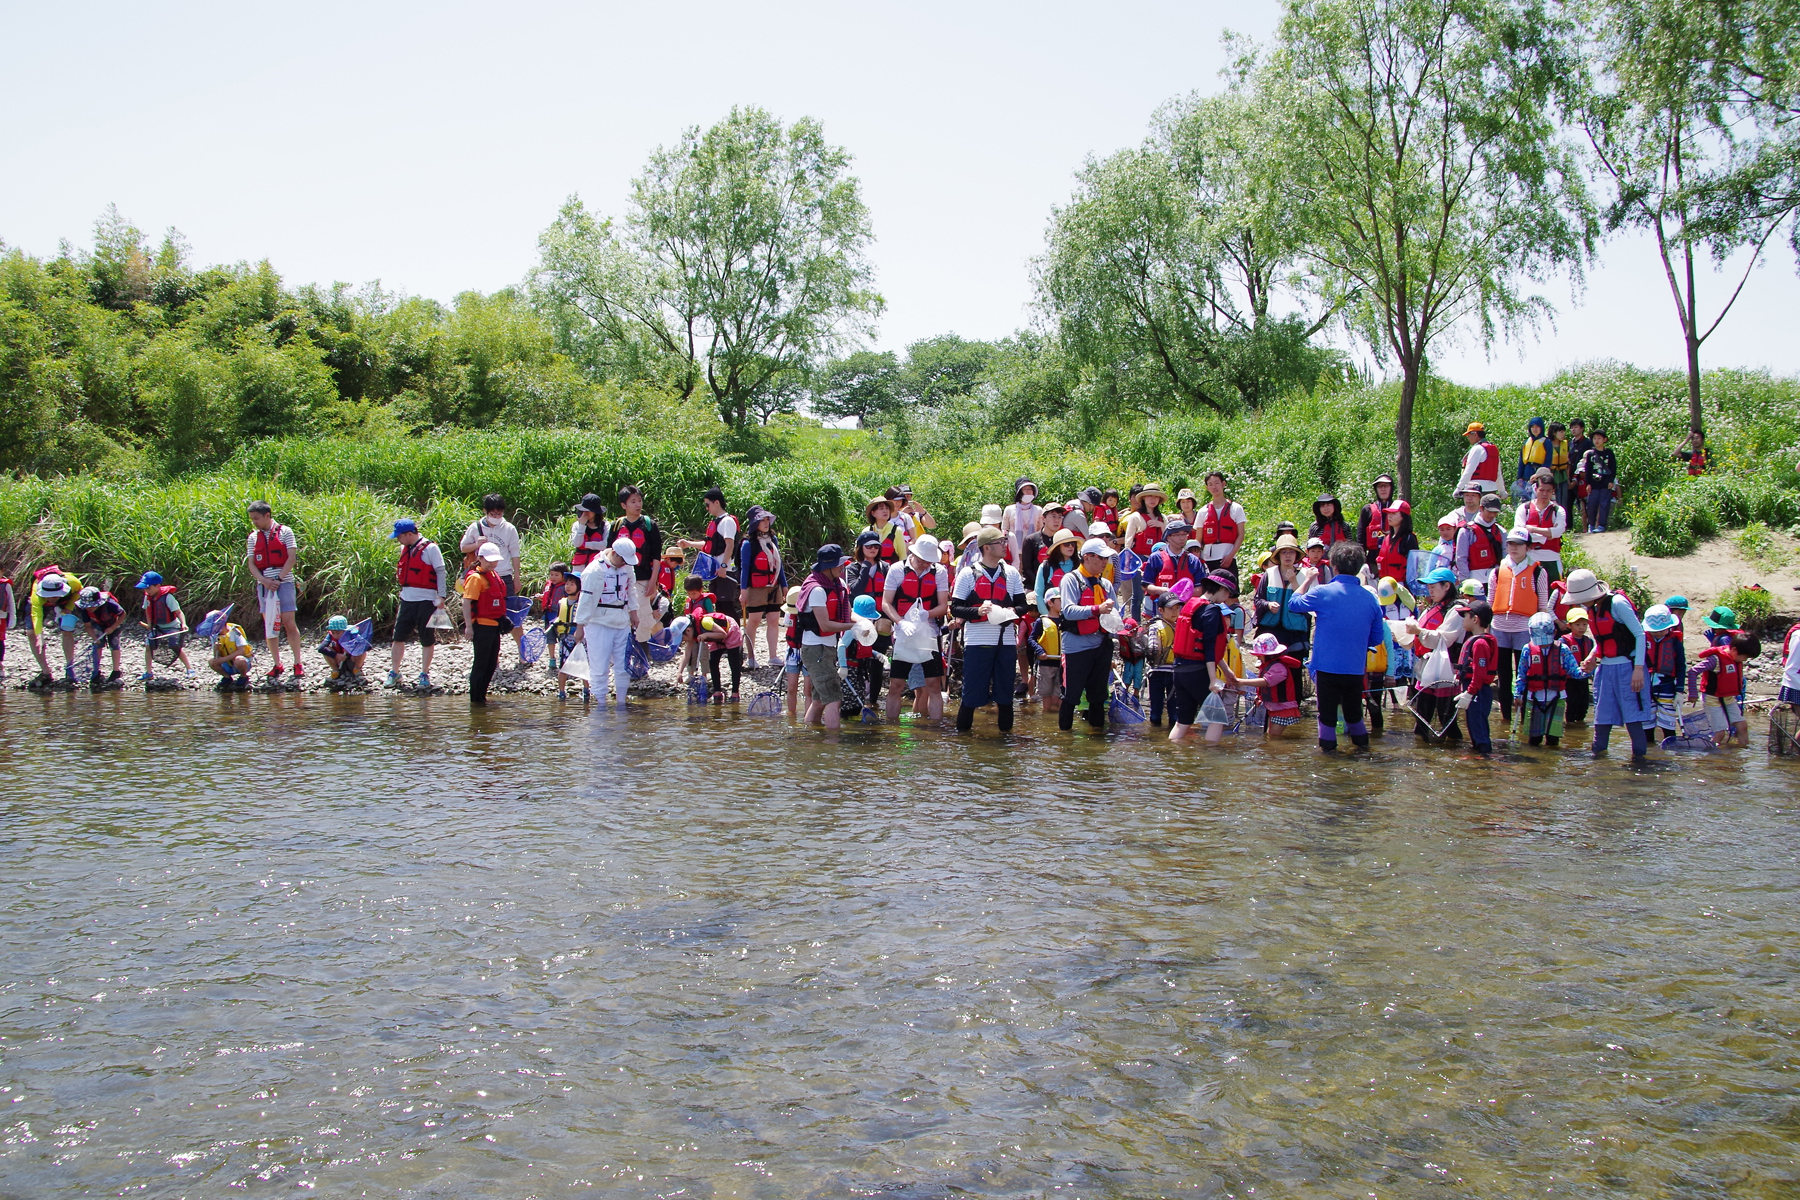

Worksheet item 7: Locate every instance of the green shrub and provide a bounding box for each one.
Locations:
[1717,580,1776,632]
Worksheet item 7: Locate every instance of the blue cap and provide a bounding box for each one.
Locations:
[1424,567,1458,586]
[390,518,418,539]
[133,570,162,589]
[852,594,879,620]
[814,543,845,570]
[1664,594,1689,611]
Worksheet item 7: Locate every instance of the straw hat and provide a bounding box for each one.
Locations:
[1049,529,1082,552]
[1175,487,1198,504]
[863,495,894,524]
[959,521,982,545]
[1272,533,1300,554]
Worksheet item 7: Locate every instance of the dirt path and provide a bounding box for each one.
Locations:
[1575,528,1800,626]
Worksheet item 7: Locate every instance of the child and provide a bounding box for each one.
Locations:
[1236,632,1304,737]
[681,575,717,682]
[656,544,685,610]
[1141,594,1179,727]
[206,610,256,690]
[1664,594,1689,634]
[1304,537,1329,581]
[1031,591,1063,714]
[1641,604,1686,744]
[697,613,744,703]
[784,586,809,715]
[1692,630,1755,747]
[1407,568,1465,741]
[134,570,192,679]
[74,586,127,689]
[1095,488,1121,533]
[1702,604,1749,704]
[1515,611,1585,746]
[1561,607,1595,724]
[544,571,580,663]
[1547,421,1572,511]
[1115,615,1144,696]
[1455,601,1499,753]
[317,615,367,681]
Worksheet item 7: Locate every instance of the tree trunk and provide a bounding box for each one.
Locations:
[1682,240,1704,434]
[1395,359,1419,500]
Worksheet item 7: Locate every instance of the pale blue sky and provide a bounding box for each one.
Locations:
[4,0,1795,387]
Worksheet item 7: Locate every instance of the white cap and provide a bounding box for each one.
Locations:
[911,536,942,564]
[611,538,640,566]
[1504,527,1530,544]
[477,542,504,563]
[979,503,1003,526]
[1080,538,1115,558]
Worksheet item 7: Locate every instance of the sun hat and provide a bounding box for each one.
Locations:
[814,543,845,570]
[1375,577,1413,609]
[863,496,894,524]
[1505,527,1530,544]
[76,585,103,608]
[1305,536,1326,550]
[1175,487,1198,504]
[1664,594,1689,612]
[959,521,982,546]
[1561,568,1604,604]
[1264,533,1298,556]
[977,526,1006,547]
[1168,577,1195,604]
[1566,606,1589,623]
[980,503,1003,526]
[1532,468,1555,485]
[35,573,69,599]
[327,615,349,632]
[1204,572,1238,595]
[611,538,639,566]
[783,585,803,613]
[662,543,686,559]
[1423,567,1457,587]
[571,493,605,516]
[390,518,418,539]
[1049,529,1082,552]
[1079,538,1115,558]
[852,594,880,620]
[1014,478,1037,502]
[477,542,504,563]
[133,570,163,589]
[911,536,942,564]
[1643,604,1678,632]
[1705,605,1737,630]
[1529,612,1557,642]
[1026,589,1039,606]
[1151,541,1168,556]
[1248,632,1287,656]
[1465,421,1485,435]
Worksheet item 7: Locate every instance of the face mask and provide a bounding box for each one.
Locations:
[485,516,502,527]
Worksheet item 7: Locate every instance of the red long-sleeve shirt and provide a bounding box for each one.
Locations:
[1458,632,1499,694]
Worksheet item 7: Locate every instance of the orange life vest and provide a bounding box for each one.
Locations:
[1490,558,1540,618]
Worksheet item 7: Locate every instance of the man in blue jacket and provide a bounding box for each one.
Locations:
[1290,541,1387,751]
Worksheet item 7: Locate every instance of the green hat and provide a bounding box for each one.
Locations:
[1704,605,1736,630]
[1663,594,1689,612]
[327,615,350,632]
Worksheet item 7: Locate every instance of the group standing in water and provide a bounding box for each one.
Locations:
[8,417,1797,759]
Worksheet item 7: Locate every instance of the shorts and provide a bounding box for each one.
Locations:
[893,651,945,680]
[1170,663,1213,726]
[1781,685,1800,705]
[785,648,803,676]
[393,599,440,645]
[1492,626,1532,651]
[1650,694,1681,730]
[1704,694,1744,732]
[741,586,782,615]
[1265,703,1301,728]
[1036,661,1063,704]
[259,579,297,614]
[799,643,842,704]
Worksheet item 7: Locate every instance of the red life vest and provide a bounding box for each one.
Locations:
[466,570,506,622]
[253,523,290,572]
[1696,646,1742,696]
[1645,631,1683,677]
[786,614,803,650]
[1590,594,1637,660]
[971,565,1010,603]
[1093,503,1119,530]
[145,584,181,626]
[1154,549,1200,589]
[894,565,941,615]
[83,592,125,633]
[1200,503,1239,555]
[1376,533,1409,581]
[685,593,716,623]
[1130,516,1164,558]
[1686,447,1709,476]
[1562,631,1593,662]
[1456,632,1498,687]
[704,512,735,559]
[1521,642,1568,691]
[1172,597,1228,662]
[571,520,610,566]
[33,562,67,584]
[656,562,676,595]
[396,539,439,590]
[1059,576,1106,637]
[796,575,847,634]
[1463,521,1502,572]
[1261,655,1304,706]
[747,544,780,589]
[615,518,651,554]
[1360,504,1386,551]
[1522,501,1563,553]
[1044,558,1071,594]
[1471,442,1500,483]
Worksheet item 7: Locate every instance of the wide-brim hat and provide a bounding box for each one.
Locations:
[1049,529,1082,552]
[1175,487,1198,504]
[1705,605,1737,630]
[1273,534,1300,553]
[1136,483,1166,504]
[1561,568,1604,604]
[863,496,894,523]
[959,521,982,546]
[1248,632,1286,656]
[911,537,942,564]
[980,503,1003,526]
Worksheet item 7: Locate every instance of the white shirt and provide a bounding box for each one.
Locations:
[1003,502,1041,563]
[1783,628,1800,693]
[1199,501,1246,562]
[883,561,949,637]
[802,585,840,647]
[1514,500,1566,565]
[247,523,298,583]
[397,539,447,604]
[953,562,1024,647]
[575,559,640,629]
[1456,443,1498,493]
[461,518,521,578]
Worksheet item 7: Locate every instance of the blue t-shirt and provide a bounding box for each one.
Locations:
[1289,576,1384,675]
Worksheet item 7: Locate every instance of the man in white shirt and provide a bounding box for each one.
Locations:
[460,493,524,652]
[950,527,1028,733]
[1197,472,1246,574]
[1454,422,1502,495]
[388,517,447,688]
[882,535,951,722]
[1513,469,1568,582]
[575,539,641,708]
[246,500,305,678]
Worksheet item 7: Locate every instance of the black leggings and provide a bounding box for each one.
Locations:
[1149,671,1173,726]
[1412,689,1462,740]
[1497,646,1519,721]
[1058,644,1113,730]
[709,645,743,694]
[469,623,502,703]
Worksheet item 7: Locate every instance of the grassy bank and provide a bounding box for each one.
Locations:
[3,363,1797,622]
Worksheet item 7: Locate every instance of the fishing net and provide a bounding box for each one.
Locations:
[1662,708,1718,753]
[519,627,547,665]
[747,688,784,716]
[195,605,232,641]
[688,674,710,704]
[147,630,185,666]
[1108,673,1146,724]
[843,664,878,722]
[1770,707,1800,756]
[339,619,375,657]
[504,596,533,627]
[627,638,649,681]
[646,628,681,662]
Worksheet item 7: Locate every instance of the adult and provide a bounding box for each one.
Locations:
[1406,567,1466,740]
[1514,469,1567,582]
[1374,502,1417,585]
[882,535,951,722]
[1002,478,1042,566]
[460,494,524,652]
[1252,534,1314,660]
[1575,429,1619,533]
[1173,487,1201,527]
[1677,428,1709,476]
[1035,529,1081,614]
[797,544,856,731]
[1566,419,1594,481]
[575,537,642,708]
[1060,496,1090,538]
[607,485,663,641]
[737,505,786,669]
[1356,475,1397,552]
[1488,527,1550,722]
[681,487,740,620]
[1562,568,1651,760]
[1123,484,1167,566]
[568,493,610,567]
[247,500,305,678]
[460,542,509,706]
[388,517,447,689]
[949,527,1029,734]
[1057,539,1118,732]
[860,496,908,566]
[1454,421,1502,496]
[1289,542,1385,751]
[1308,495,1352,546]
[1454,494,1505,590]
[1168,573,1236,744]
[893,484,937,535]
[1197,471,1245,577]
[1453,481,1484,528]
[1019,500,1063,585]
[1140,519,1204,603]
[27,568,83,684]
[1516,416,1549,502]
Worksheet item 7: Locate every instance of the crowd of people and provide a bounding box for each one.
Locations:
[6,418,1796,761]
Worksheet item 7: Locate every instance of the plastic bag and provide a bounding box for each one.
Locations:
[1415,645,1456,690]
[560,641,591,683]
[892,611,935,663]
[1200,690,1230,726]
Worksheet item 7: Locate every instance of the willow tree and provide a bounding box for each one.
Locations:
[1270,0,1590,497]
[534,106,882,431]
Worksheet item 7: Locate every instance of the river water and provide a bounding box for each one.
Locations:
[2,689,1796,1198]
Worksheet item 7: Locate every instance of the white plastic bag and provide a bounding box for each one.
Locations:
[560,641,592,683]
[892,611,936,662]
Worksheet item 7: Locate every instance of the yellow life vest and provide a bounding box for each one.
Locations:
[1548,439,1570,471]
[1520,436,1548,468]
